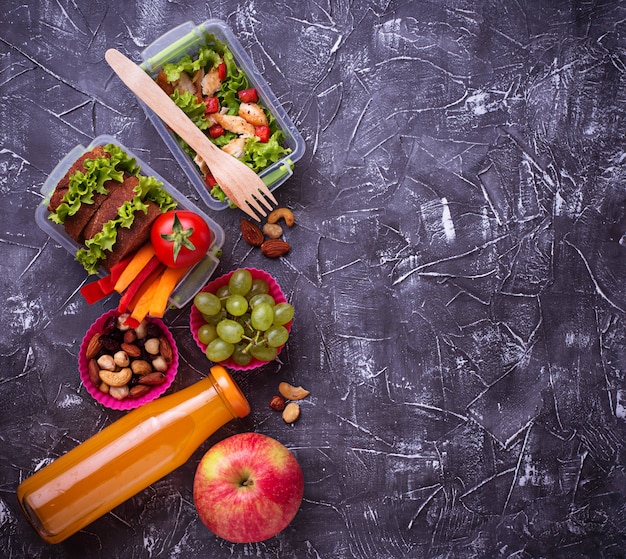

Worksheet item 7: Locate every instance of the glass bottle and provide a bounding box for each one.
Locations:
[17,365,250,544]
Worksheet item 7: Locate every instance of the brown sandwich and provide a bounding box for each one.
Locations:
[47,143,177,274]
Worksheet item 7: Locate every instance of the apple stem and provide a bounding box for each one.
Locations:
[242,479,254,487]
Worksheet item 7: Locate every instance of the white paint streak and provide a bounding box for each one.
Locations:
[440,197,456,242]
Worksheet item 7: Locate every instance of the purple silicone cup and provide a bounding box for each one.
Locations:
[190,268,292,371]
[79,309,179,411]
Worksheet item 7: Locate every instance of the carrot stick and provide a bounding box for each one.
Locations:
[149,266,190,318]
[114,243,156,293]
[126,265,165,313]
[129,269,165,324]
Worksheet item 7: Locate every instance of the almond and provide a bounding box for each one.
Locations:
[159,336,173,364]
[121,342,141,358]
[129,384,152,399]
[85,333,102,360]
[88,358,101,386]
[240,219,264,246]
[261,239,291,258]
[138,372,167,386]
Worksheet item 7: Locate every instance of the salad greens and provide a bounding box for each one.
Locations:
[159,34,291,204]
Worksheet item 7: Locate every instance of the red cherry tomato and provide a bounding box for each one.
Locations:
[218,61,227,80]
[151,211,213,268]
[208,123,225,138]
[204,97,220,114]
[204,172,218,188]
[254,125,270,143]
[237,87,258,103]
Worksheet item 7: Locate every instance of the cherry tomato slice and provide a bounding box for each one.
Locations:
[218,61,227,80]
[254,125,270,143]
[205,97,220,114]
[237,88,258,103]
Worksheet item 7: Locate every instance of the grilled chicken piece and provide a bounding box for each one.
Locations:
[212,112,255,136]
[238,102,268,126]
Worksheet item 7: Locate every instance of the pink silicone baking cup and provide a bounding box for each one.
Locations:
[190,268,292,371]
[79,309,179,411]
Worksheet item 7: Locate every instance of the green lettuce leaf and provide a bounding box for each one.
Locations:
[162,43,221,82]
[170,90,209,130]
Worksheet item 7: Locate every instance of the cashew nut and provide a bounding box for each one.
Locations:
[278,381,310,401]
[99,367,132,387]
[267,207,294,227]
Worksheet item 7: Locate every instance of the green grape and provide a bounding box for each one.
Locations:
[250,343,278,362]
[251,302,274,331]
[197,323,218,345]
[237,313,255,336]
[247,279,269,298]
[194,292,222,316]
[232,343,253,366]
[249,293,275,309]
[226,294,249,316]
[216,285,231,302]
[265,325,289,347]
[228,269,253,295]
[273,302,294,326]
[205,338,234,362]
[203,308,227,325]
[216,319,244,344]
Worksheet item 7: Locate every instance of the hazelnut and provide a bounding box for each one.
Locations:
[113,350,130,368]
[144,338,161,355]
[96,354,116,371]
[269,395,286,411]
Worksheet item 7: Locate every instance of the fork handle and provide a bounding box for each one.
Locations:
[105,49,218,162]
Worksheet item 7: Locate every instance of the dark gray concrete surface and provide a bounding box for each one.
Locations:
[2,1,626,557]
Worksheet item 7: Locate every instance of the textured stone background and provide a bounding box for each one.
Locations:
[1,1,625,558]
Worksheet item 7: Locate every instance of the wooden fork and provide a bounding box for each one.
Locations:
[105,48,277,221]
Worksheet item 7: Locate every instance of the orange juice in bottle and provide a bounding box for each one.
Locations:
[17,365,250,544]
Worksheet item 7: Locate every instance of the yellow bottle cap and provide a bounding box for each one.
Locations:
[210,365,251,418]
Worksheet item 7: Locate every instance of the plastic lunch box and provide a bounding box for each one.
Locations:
[139,19,306,211]
[35,135,225,309]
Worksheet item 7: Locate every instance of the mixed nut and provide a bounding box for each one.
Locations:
[84,313,174,401]
[269,381,310,424]
[240,207,294,258]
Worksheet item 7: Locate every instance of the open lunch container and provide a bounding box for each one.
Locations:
[138,19,306,211]
[35,134,225,309]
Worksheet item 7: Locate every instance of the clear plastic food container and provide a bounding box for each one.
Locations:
[35,135,225,309]
[139,19,306,211]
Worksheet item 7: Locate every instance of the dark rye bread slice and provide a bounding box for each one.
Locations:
[103,201,162,271]
[64,187,112,243]
[80,175,140,241]
[47,145,110,213]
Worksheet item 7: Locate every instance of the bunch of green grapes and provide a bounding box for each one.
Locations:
[193,269,294,366]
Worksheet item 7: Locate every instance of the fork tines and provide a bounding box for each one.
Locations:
[241,186,278,221]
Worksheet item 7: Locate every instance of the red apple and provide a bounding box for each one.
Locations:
[193,432,304,543]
